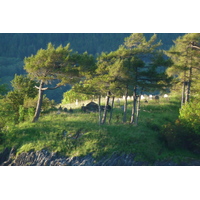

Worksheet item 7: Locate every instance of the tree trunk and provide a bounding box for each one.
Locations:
[98,95,102,125]
[101,92,110,124]
[130,95,137,124]
[130,87,137,124]
[181,81,186,107]
[108,96,115,124]
[185,67,192,103]
[135,95,141,125]
[123,90,128,123]
[32,81,44,122]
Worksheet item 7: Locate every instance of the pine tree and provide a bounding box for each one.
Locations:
[95,33,171,125]
[166,33,200,106]
[24,43,95,122]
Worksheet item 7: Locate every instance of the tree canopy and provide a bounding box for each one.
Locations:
[24,43,96,122]
[166,33,200,105]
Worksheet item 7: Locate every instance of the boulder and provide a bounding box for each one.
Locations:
[85,101,99,112]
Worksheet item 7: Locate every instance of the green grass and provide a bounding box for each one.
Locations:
[1,97,199,163]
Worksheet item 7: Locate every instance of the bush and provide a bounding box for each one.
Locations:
[179,100,200,134]
[160,119,200,153]
[160,99,200,154]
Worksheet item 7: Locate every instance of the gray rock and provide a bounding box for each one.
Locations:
[1,147,200,166]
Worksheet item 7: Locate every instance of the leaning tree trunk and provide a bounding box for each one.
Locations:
[32,81,44,122]
[32,81,61,123]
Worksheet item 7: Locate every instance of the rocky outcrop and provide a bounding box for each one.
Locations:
[1,148,200,166]
[0,148,148,166]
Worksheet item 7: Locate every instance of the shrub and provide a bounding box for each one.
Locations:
[160,119,200,153]
[179,100,200,134]
[160,99,200,154]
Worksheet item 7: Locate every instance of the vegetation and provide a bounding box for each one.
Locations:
[1,33,200,165]
[166,33,200,106]
[0,97,186,163]
[160,34,200,155]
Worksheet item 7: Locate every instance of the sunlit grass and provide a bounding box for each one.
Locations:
[2,97,195,163]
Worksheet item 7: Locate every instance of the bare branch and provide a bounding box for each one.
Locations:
[188,42,200,50]
[34,85,61,90]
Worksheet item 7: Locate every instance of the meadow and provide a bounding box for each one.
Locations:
[1,96,199,164]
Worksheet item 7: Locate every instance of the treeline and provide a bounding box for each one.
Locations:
[0,33,185,59]
[0,33,186,102]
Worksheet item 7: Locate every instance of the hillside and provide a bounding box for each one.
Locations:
[1,97,200,166]
[0,33,185,59]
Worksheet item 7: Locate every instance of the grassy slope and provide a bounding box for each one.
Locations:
[1,97,199,163]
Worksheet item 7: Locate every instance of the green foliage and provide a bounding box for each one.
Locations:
[23,42,95,122]
[0,98,17,127]
[92,33,172,124]
[179,100,200,134]
[23,94,55,113]
[62,87,92,104]
[11,74,37,98]
[96,33,171,95]
[160,33,200,154]
[24,43,95,86]
[160,98,200,154]
[166,33,200,99]
[18,105,25,123]
[3,75,38,122]
[6,74,38,111]
[0,74,55,126]
[27,107,35,120]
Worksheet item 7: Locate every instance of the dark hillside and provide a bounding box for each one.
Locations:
[0,33,185,59]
